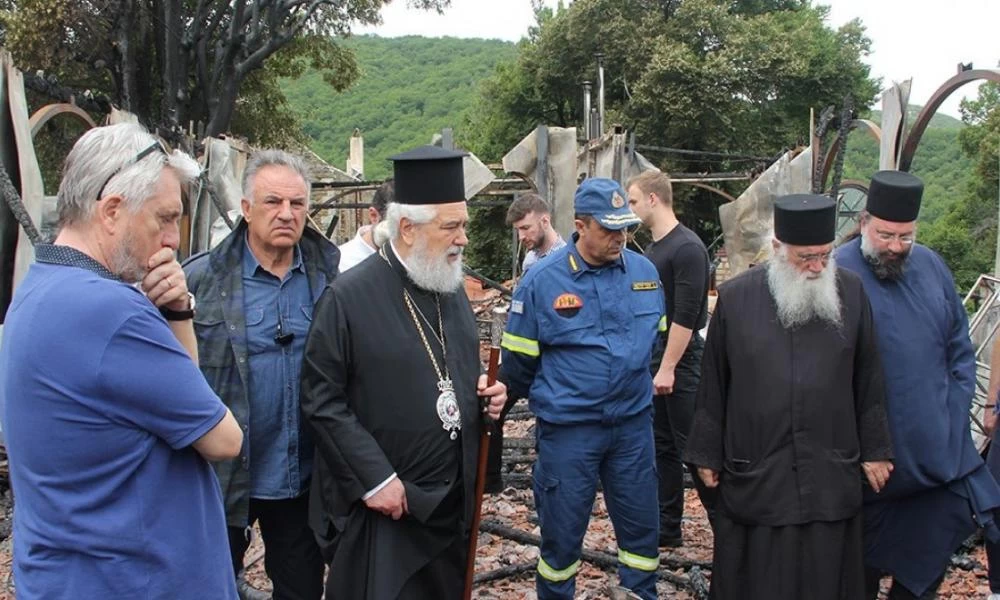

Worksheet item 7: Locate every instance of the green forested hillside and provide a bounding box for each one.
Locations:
[283,35,516,179]
[283,35,972,233]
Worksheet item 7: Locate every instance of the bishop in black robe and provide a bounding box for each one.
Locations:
[684,195,893,600]
[301,245,485,599]
[300,146,505,599]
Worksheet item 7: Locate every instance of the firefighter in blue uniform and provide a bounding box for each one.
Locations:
[501,177,667,600]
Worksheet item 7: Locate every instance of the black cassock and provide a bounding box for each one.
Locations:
[300,248,482,600]
[683,265,892,600]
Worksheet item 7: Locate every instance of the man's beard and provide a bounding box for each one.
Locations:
[408,235,464,294]
[860,233,910,281]
[108,228,148,283]
[527,229,546,251]
[766,249,842,330]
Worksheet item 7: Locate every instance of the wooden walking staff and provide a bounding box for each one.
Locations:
[463,306,507,599]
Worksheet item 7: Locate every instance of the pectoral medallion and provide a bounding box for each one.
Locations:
[436,379,462,440]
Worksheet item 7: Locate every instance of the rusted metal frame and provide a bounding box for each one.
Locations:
[676,182,736,203]
[634,144,773,162]
[899,69,1000,172]
[28,103,98,139]
[819,119,882,192]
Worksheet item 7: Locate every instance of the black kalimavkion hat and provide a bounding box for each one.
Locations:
[389,145,468,205]
[866,170,923,223]
[773,194,837,246]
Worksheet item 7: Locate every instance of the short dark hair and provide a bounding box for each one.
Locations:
[372,179,394,218]
[506,192,551,226]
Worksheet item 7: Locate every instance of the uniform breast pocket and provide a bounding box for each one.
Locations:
[542,310,592,346]
[630,292,662,360]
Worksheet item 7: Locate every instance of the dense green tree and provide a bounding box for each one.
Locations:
[461,0,879,280]
[0,0,447,141]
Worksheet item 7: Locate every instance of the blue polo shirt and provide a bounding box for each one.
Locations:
[0,245,237,600]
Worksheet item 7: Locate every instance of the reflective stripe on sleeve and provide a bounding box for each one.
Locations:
[501,332,540,357]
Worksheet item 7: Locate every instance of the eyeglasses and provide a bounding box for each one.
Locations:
[95,140,168,202]
[793,251,832,264]
[873,232,915,245]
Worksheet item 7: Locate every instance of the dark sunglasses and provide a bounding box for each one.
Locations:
[95,140,169,202]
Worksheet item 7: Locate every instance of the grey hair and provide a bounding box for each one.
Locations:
[242,149,311,205]
[385,202,437,240]
[57,123,200,227]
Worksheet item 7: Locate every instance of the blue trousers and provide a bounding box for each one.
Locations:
[533,409,659,600]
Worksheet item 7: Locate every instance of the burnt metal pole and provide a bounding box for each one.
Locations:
[596,52,605,138]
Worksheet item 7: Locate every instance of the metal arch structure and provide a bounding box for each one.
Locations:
[28,102,97,139]
[676,181,737,204]
[820,119,882,191]
[899,68,1000,172]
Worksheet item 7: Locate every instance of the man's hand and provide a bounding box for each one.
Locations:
[653,367,675,396]
[365,478,408,520]
[142,248,190,311]
[862,460,893,494]
[697,467,719,488]
[478,375,507,421]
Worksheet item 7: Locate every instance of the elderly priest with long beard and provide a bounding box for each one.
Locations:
[683,194,894,600]
[300,146,507,599]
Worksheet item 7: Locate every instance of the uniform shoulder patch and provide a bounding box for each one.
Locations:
[510,300,524,314]
[632,280,660,291]
[553,293,584,310]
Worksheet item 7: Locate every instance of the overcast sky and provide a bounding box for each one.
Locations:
[356,0,1000,119]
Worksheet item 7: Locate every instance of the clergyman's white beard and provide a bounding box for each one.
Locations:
[766,251,842,330]
[407,236,464,293]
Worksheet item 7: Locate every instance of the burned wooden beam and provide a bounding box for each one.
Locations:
[473,561,536,584]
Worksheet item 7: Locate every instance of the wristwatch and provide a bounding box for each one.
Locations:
[160,292,196,321]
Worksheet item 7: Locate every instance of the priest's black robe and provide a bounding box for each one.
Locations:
[683,264,893,600]
[300,248,483,600]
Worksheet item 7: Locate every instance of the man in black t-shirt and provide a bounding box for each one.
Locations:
[627,170,717,546]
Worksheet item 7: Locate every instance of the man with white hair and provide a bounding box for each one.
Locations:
[185,149,338,600]
[0,123,242,598]
[684,194,893,600]
[836,170,1000,599]
[300,145,507,599]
